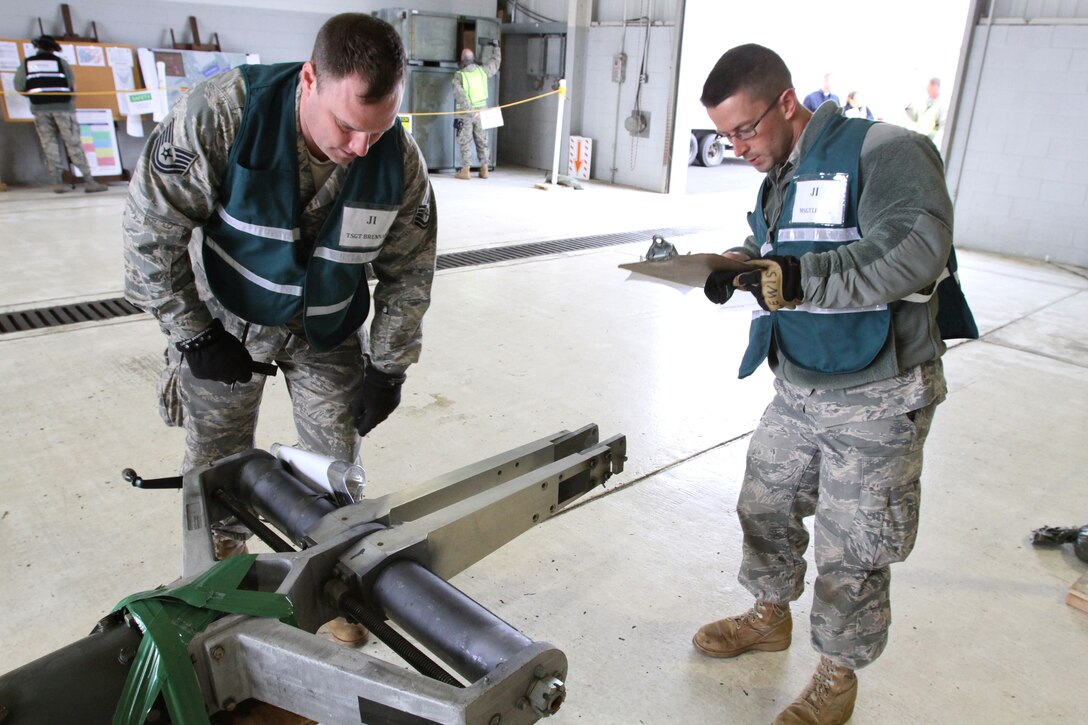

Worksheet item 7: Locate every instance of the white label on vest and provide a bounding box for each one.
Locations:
[340,206,397,249]
[791,175,847,225]
[27,59,61,74]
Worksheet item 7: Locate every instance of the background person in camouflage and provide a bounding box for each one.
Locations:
[694,44,973,725]
[452,40,501,180]
[122,13,437,570]
[14,35,107,193]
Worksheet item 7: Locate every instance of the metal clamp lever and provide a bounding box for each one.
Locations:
[122,468,183,489]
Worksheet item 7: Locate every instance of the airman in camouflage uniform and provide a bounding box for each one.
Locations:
[122,15,436,550]
[693,45,975,725]
[452,42,501,179]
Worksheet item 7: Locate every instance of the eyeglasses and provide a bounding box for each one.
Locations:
[715,92,784,144]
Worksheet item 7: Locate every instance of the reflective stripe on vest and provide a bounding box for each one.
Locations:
[201,62,405,351]
[23,54,73,104]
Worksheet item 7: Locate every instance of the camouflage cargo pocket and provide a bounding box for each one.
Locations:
[844,473,921,570]
[156,349,184,427]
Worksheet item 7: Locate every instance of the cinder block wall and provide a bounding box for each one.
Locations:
[577,25,676,190]
[947,22,1088,266]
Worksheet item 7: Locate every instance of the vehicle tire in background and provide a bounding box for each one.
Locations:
[698,132,725,167]
[688,133,699,166]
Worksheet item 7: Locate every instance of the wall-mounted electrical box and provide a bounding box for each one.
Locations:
[612,53,627,83]
[527,34,566,78]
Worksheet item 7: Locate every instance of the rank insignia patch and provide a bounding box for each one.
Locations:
[151,121,196,175]
[413,187,432,229]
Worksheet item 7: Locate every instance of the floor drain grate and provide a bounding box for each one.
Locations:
[1,226,698,335]
[0,298,144,334]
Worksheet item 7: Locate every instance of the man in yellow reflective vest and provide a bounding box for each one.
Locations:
[452,40,501,180]
[904,77,946,148]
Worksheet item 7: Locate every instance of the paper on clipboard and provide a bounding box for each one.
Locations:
[619,253,754,289]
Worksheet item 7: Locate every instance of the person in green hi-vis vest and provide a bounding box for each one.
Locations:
[452,40,501,180]
[905,77,946,148]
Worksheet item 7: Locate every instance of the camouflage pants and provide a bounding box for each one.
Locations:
[31,109,93,180]
[456,113,489,168]
[158,309,365,536]
[737,360,946,670]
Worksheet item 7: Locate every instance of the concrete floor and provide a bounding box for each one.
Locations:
[0,163,1086,724]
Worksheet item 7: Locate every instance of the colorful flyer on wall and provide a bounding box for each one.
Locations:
[73,108,122,177]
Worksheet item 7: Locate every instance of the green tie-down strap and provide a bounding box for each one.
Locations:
[110,554,297,725]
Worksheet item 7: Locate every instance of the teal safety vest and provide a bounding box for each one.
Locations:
[739,114,887,378]
[202,62,405,351]
[458,66,489,108]
[738,114,977,379]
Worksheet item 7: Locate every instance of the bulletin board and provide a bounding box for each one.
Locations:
[0,38,143,122]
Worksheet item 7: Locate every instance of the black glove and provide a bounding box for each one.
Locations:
[487,38,500,47]
[704,270,741,304]
[350,368,406,437]
[175,319,254,384]
[735,255,803,311]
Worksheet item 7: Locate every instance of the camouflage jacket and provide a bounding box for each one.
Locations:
[122,67,436,374]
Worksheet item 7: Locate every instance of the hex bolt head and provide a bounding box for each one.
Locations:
[211,645,225,660]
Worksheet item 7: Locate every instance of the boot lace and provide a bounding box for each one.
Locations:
[733,601,778,629]
[802,659,840,711]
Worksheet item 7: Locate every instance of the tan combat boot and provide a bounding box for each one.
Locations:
[84,178,108,193]
[454,166,471,180]
[773,656,857,725]
[692,600,791,658]
[478,164,489,178]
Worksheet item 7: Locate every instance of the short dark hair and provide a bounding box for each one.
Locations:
[311,13,406,103]
[700,44,793,108]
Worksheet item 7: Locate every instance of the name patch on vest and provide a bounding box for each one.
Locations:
[27,59,61,73]
[791,174,848,225]
[341,206,397,249]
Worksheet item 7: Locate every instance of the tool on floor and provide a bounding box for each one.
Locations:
[1030,523,1088,613]
[644,234,679,262]
[0,424,626,724]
